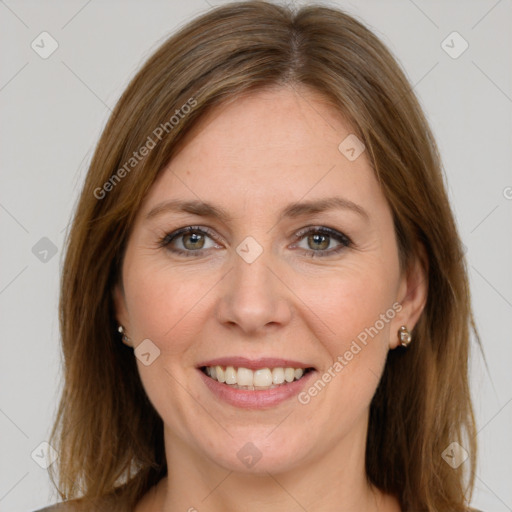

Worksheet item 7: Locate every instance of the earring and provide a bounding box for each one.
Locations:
[398,325,412,348]
[118,325,132,346]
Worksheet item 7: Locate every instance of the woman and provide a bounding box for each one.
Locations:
[36,1,480,510]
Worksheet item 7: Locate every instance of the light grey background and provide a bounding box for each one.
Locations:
[1,0,511,510]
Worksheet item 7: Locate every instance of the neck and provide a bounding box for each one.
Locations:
[142,422,400,512]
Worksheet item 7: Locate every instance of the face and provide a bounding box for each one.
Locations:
[115,86,422,476]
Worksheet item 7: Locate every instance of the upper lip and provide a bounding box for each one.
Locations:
[197,356,315,370]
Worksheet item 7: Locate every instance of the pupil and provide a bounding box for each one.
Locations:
[184,232,204,249]
[309,233,329,250]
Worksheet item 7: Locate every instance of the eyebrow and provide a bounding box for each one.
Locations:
[145,196,369,223]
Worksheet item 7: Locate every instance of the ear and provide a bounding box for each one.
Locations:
[113,282,129,333]
[390,244,428,349]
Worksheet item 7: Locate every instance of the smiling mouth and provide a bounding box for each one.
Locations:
[200,365,315,391]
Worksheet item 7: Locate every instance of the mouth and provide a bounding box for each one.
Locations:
[196,358,318,409]
[199,365,316,391]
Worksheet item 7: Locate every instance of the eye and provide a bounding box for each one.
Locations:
[159,226,220,256]
[292,226,352,257]
[158,225,351,258]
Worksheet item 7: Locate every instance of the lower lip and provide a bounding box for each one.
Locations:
[197,368,317,409]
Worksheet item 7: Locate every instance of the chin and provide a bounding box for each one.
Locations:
[200,430,311,475]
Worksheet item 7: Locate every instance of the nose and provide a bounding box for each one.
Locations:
[215,248,293,336]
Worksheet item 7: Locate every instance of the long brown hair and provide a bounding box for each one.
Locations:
[49,2,479,510]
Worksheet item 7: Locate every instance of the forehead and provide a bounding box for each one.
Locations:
[141,86,385,219]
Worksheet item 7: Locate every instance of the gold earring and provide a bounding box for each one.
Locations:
[398,325,412,348]
[118,325,132,346]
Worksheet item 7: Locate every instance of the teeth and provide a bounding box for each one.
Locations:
[253,368,273,387]
[284,368,295,382]
[203,365,310,389]
[216,366,225,383]
[272,367,285,384]
[224,366,237,385]
[237,367,253,386]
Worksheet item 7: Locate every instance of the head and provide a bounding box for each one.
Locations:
[50,2,477,511]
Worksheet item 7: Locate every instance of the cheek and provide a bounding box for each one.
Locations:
[299,260,398,354]
[122,260,219,437]
[291,261,398,418]
[123,257,220,354]
[294,269,396,425]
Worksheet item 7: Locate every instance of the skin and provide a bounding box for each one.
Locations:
[115,86,427,512]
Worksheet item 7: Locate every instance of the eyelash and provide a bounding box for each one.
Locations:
[158,225,352,259]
